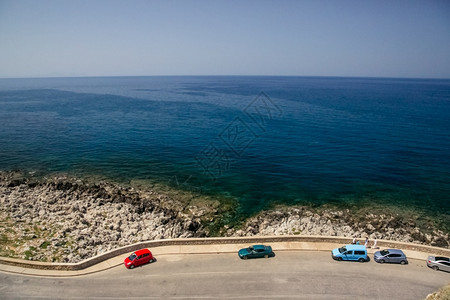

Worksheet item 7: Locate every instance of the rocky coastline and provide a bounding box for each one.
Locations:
[0,171,448,263]
[226,206,449,248]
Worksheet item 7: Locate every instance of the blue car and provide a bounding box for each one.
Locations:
[238,245,274,259]
[332,245,369,262]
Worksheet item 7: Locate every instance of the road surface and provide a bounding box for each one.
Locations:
[0,251,449,299]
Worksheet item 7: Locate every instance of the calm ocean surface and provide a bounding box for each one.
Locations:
[0,76,449,218]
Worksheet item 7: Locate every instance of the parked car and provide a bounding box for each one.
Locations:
[332,245,369,262]
[124,248,155,269]
[427,256,450,272]
[374,249,408,264]
[238,245,274,259]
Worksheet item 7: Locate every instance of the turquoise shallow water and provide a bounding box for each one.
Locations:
[0,76,449,219]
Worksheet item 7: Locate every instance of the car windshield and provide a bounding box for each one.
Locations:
[338,247,346,253]
[128,254,137,261]
[247,247,254,252]
[380,250,389,256]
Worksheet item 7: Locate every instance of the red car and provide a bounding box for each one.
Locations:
[124,248,155,269]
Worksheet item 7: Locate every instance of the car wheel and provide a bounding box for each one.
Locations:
[432,266,439,271]
[264,254,269,258]
[400,260,407,265]
[129,264,135,269]
[337,257,343,261]
[243,256,248,260]
[358,258,365,263]
[379,260,385,264]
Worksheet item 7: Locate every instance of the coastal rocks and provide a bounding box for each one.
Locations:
[227,207,450,248]
[431,236,449,248]
[0,171,217,263]
[1,171,449,263]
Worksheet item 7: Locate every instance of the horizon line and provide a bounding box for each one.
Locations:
[1,74,450,81]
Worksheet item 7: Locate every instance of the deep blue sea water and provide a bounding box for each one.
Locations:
[0,76,449,219]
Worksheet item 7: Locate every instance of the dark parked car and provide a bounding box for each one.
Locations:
[374,249,408,265]
[238,245,274,259]
[427,256,450,272]
[124,248,155,269]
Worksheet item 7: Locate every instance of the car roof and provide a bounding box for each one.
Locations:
[134,248,150,256]
[385,249,405,254]
[252,245,267,250]
[345,245,367,251]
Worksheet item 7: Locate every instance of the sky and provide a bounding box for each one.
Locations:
[0,0,449,78]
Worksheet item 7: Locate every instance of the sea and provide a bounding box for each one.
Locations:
[0,76,449,223]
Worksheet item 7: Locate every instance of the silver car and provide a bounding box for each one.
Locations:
[374,249,408,265]
[427,256,450,272]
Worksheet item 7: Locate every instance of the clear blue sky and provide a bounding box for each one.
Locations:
[0,0,449,78]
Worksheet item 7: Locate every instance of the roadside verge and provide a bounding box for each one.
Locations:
[1,235,449,277]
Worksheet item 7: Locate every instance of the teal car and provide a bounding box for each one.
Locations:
[332,244,369,262]
[238,245,274,259]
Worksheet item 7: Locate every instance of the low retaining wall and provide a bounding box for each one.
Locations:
[1,236,449,271]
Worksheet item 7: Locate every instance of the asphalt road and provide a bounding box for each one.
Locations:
[0,251,449,299]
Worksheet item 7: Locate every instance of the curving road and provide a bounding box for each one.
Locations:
[0,251,449,299]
